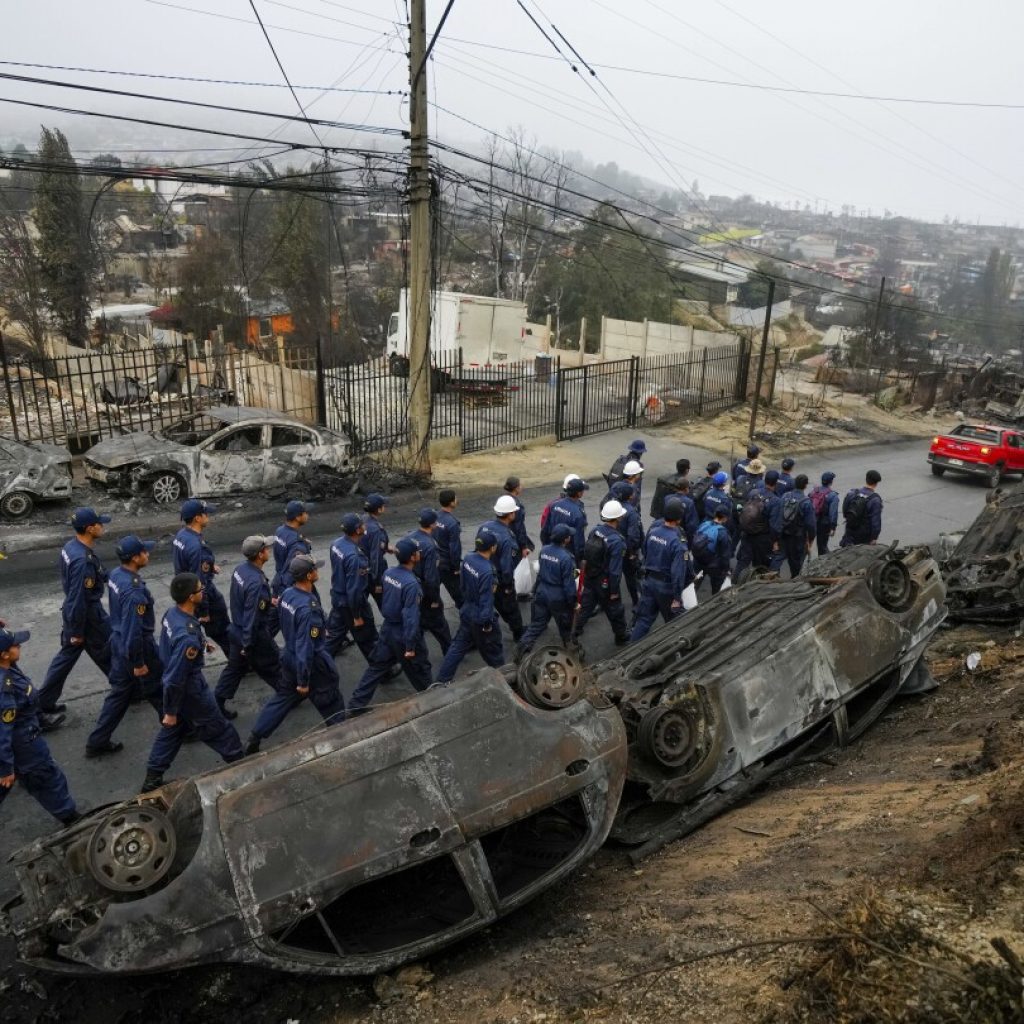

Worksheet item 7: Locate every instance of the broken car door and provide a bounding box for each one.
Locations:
[195,423,269,494]
[263,423,321,487]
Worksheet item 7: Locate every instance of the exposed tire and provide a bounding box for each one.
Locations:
[986,464,1001,489]
[930,464,945,477]
[867,558,913,612]
[0,490,34,520]
[149,472,187,505]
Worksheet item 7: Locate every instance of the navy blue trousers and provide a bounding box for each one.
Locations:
[0,732,76,822]
[349,623,432,712]
[86,644,163,750]
[572,581,628,642]
[518,591,574,651]
[629,581,680,642]
[250,651,345,741]
[435,619,505,683]
[327,604,378,660]
[146,679,243,775]
[38,607,111,711]
[214,630,280,703]
[420,599,452,654]
[770,536,808,578]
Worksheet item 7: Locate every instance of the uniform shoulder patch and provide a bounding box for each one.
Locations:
[258,599,268,611]
[1,708,15,723]
[184,646,200,660]
[84,576,95,589]
[310,626,320,638]
[137,603,147,615]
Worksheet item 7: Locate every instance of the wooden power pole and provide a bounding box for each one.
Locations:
[406,0,432,475]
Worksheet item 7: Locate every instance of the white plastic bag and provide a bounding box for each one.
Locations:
[721,575,733,591]
[681,582,699,610]
[514,557,538,597]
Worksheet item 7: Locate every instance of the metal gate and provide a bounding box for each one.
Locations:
[555,358,638,441]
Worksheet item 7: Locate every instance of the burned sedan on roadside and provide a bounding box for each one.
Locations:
[942,481,1024,622]
[589,543,947,857]
[0,437,73,520]
[2,672,626,976]
[83,406,351,505]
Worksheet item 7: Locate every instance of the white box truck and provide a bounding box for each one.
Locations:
[386,290,529,374]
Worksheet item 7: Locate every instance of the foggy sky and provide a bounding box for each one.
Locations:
[1,0,1022,225]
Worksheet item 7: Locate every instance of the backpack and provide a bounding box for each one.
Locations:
[845,490,869,527]
[691,521,719,564]
[781,492,804,536]
[738,490,767,533]
[810,485,830,520]
[539,498,557,542]
[691,475,713,517]
[731,473,756,505]
[583,529,608,578]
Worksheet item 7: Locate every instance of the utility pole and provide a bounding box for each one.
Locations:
[869,275,886,357]
[747,278,775,440]
[406,0,432,475]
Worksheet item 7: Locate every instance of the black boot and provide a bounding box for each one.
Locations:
[39,711,66,733]
[59,811,83,827]
[85,740,124,758]
[217,700,238,720]
[140,772,164,793]
[244,735,261,756]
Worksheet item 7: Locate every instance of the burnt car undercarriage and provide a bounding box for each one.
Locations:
[942,481,1024,622]
[1,544,947,977]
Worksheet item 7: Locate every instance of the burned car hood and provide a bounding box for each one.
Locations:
[0,439,71,469]
[3,671,625,977]
[943,481,1024,622]
[84,432,186,468]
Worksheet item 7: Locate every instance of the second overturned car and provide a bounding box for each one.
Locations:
[2,673,625,976]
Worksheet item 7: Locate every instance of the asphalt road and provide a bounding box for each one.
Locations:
[0,436,994,863]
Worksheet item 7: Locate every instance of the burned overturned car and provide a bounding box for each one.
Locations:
[2,673,626,976]
[1,545,947,977]
[83,406,351,505]
[942,481,1024,622]
[0,437,73,520]
[594,543,946,856]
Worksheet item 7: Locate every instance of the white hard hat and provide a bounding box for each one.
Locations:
[601,499,627,520]
[494,494,520,516]
[623,459,644,476]
[563,473,582,489]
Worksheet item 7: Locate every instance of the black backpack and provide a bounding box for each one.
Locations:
[781,492,804,536]
[731,474,756,505]
[691,475,713,517]
[738,490,767,533]
[583,529,608,578]
[846,490,869,526]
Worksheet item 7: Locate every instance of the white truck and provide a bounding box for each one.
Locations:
[386,290,530,374]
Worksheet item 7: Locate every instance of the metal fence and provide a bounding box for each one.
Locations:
[0,335,321,453]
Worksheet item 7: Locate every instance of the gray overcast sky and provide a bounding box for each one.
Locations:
[2,0,1022,224]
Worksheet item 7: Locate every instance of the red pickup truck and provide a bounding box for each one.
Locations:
[928,423,1024,487]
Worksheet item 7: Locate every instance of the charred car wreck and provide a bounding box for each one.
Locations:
[0,438,73,520]
[942,481,1024,622]
[1,545,946,976]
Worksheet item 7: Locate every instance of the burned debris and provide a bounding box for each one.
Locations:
[942,481,1024,622]
[0,437,73,520]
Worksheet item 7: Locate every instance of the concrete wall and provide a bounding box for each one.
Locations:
[599,316,741,362]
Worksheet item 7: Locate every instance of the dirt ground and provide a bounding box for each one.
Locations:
[2,622,1021,1024]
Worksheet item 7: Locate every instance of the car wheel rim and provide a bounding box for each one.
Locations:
[153,475,181,504]
[517,646,586,709]
[87,807,177,893]
[2,493,30,517]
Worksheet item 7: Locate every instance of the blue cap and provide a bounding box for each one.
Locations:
[765,469,780,484]
[181,498,217,521]
[0,627,29,651]
[285,500,307,519]
[781,457,795,470]
[116,535,156,560]
[72,507,112,530]
[712,471,729,487]
[822,471,836,484]
[565,478,589,495]
[364,493,388,513]
[394,537,418,562]
[628,438,647,453]
[418,508,438,527]
[550,524,574,544]
[611,481,634,499]
[663,498,684,521]
[340,512,362,534]
[476,528,499,550]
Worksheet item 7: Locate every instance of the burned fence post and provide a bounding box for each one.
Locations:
[315,332,327,427]
[0,329,21,441]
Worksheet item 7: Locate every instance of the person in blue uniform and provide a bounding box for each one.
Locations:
[770,473,816,578]
[735,468,780,577]
[540,477,588,566]
[775,458,796,496]
[435,489,463,608]
[327,513,380,660]
[607,438,646,490]
[349,538,432,712]
[702,471,735,536]
[0,628,80,826]
[435,530,504,684]
[841,470,883,547]
[810,471,840,555]
[731,443,760,482]
[571,500,630,647]
[516,524,578,657]
[600,481,643,605]
[693,508,733,594]
[503,477,535,559]
[360,493,391,610]
[269,500,312,634]
[630,499,692,641]
[403,509,452,655]
[244,554,346,754]
[213,536,281,719]
[85,535,163,756]
[142,573,244,792]
[477,496,525,642]
[173,498,229,653]
[36,507,113,728]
